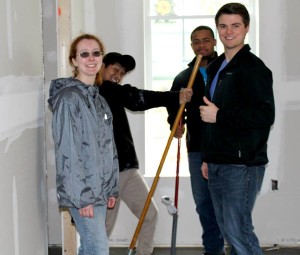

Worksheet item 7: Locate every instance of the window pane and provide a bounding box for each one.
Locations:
[150,0,252,16]
[151,19,184,81]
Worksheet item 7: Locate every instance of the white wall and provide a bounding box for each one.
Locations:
[0,0,47,254]
[253,0,300,245]
[46,0,300,248]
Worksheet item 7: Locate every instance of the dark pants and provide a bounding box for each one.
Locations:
[188,152,224,254]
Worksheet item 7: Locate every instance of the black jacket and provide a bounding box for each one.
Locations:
[202,45,275,165]
[99,81,180,172]
[167,54,218,152]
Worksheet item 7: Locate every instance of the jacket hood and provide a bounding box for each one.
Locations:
[48,78,75,107]
[48,77,93,108]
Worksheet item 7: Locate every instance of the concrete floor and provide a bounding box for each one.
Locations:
[49,245,300,255]
[110,246,300,255]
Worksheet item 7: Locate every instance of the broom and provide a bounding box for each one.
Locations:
[127,54,202,255]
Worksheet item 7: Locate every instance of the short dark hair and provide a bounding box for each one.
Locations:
[215,2,250,27]
[190,26,215,41]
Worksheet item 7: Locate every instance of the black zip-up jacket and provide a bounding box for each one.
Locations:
[99,80,181,172]
[167,54,218,152]
[202,45,275,165]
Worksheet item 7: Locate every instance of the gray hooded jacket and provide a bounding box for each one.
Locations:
[48,77,119,209]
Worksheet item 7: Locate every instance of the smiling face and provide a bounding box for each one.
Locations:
[100,63,126,83]
[217,14,249,56]
[71,39,103,85]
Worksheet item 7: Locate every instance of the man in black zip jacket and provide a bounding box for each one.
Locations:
[99,52,192,255]
[167,26,225,255]
[200,3,275,255]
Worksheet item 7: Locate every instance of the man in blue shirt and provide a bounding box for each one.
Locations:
[200,3,275,254]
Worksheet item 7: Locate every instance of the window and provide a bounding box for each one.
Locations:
[144,0,258,177]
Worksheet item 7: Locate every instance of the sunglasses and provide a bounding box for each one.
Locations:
[77,50,103,58]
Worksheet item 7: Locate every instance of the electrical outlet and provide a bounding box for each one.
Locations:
[271,179,278,191]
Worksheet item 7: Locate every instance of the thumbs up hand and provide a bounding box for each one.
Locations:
[199,96,219,123]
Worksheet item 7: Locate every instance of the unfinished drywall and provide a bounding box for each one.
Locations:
[0,0,47,254]
[252,0,300,246]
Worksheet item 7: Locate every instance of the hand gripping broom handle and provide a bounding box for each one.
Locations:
[128,55,202,254]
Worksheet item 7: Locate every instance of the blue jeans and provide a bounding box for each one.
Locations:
[188,152,224,254]
[69,205,108,255]
[208,164,265,255]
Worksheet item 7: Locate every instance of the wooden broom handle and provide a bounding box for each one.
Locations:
[128,54,202,252]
